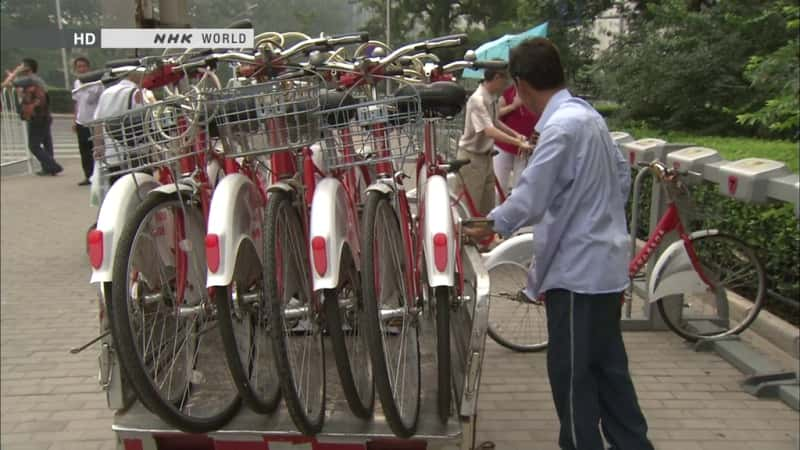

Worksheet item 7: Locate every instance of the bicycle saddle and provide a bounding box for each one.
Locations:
[445,158,470,173]
[394,81,467,119]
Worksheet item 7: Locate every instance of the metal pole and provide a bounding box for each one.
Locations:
[385,0,391,96]
[385,0,391,46]
[55,0,70,89]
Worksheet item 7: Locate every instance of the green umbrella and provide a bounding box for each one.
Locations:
[462,22,548,79]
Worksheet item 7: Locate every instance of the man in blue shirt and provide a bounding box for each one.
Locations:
[467,38,654,450]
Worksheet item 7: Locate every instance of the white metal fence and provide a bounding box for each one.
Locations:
[0,87,32,173]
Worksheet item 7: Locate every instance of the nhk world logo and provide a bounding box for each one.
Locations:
[101,28,254,48]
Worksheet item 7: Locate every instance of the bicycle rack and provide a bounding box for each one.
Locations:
[620,138,695,330]
[615,131,800,412]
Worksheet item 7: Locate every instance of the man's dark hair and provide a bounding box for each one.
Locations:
[73,56,90,67]
[509,38,565,90]
[22,58,38,73]
[483,64,508,83]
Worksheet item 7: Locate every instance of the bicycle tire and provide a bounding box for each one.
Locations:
[265,190,325,435]
[434,286,452,423]
[110,191,240,433]
[657,233,766,342]
[485,260,548,353]
[361,191,421,438]
[215,240,281,413]
[324,246,374,419]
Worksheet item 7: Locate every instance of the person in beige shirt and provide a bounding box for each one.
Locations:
[458,67,533,216]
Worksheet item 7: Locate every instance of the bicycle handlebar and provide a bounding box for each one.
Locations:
[77,69,107,84]
[226,18,253,29]
[473,60,508,70]
[424,33,468,50]
[328,32,370,46]
[106,58,142,69]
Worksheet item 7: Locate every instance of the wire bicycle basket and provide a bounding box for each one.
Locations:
[89,94,210,179]
[431,111,464,161]
[208,76,321,157]
[316,94,423,170]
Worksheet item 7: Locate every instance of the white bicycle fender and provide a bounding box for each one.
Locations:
[423,175,456,287]
[206,174,266,287]
[365,182,393,196]
[90,173,159,284]
[267,181,294,195]
[648,229,719,302]
[150,181,194,196]
[310,178,360,290]
[482,232,534,270]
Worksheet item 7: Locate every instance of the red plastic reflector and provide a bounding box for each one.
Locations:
[311,236,328,276]
[433,233,448,272]
[205,234,221,273]
[728,175,738,195]
[87,229,104,269]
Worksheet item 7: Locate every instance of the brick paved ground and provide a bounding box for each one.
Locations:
[2,160,798,450]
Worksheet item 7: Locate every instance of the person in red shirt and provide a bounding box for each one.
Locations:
[494,84,539,197]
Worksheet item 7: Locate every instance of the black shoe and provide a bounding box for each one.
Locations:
[78,179,91,186]
[36,170,50,176]
[52,166,64,175]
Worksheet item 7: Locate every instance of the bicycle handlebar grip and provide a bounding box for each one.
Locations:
[226,19,253,29]
[328,32,370,46]
[426,33,468,49]
[105,58,142,69]
[78,69,107,83]
[185,49,214,59]
[381,68,405,77]
[472,60,508,70]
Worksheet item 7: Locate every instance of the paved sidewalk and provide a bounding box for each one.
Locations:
[1,160,798,450]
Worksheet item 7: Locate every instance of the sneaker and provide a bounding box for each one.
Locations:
[35,170,50,176]
[78,179,90,186]
[52,166,64,175]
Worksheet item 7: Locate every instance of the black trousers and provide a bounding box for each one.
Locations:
[76,124,94,179]
[545,289,654,450]
[27,118,62,174]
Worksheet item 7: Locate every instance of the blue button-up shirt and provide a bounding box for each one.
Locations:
[488,89,631,297]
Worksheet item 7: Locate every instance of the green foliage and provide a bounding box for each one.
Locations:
[516,0,613,93]
[356,0,519,45]
[48,88,73,114]
[609,124,800,171]
[736,3,800,138]
[596,0,792,136]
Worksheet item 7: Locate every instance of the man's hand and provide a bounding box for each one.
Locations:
[530,131,539,147]
[462,221,495,240]
[93,147,105,160]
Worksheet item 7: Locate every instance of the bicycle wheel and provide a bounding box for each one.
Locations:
[324,246,374,419]
[265,190,325,435]
[361,191,421,438]
[110,191,240,433]
[657,233,766,342]
[433,286,452,424]
[487,261,548,352]
[215,240,281,413]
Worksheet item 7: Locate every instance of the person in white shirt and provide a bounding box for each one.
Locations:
[72,57,103,186]
[91,71,150,192]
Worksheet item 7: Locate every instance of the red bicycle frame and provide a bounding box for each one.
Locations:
[628,202,713,286]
